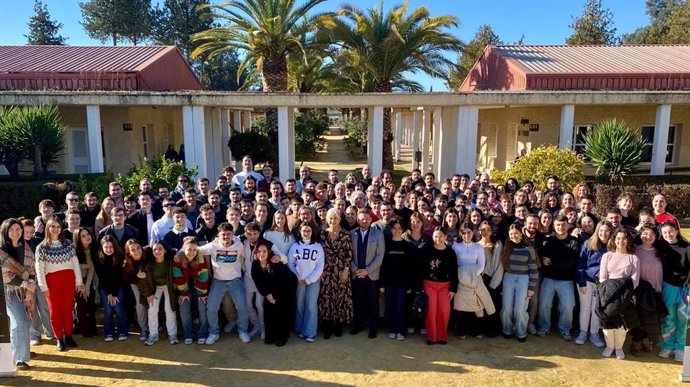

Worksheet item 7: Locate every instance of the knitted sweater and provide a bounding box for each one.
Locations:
[172,252,209,298]
[35,240,83,293]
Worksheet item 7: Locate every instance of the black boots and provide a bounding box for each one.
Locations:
[323,320,333,340]
[65,335,78,348]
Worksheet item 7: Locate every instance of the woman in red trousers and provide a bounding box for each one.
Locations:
[35,217,84,351]
[420,230,458,345]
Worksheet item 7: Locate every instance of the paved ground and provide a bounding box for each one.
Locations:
[298,131,413,181]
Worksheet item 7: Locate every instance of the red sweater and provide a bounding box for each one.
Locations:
[172,252,209,298]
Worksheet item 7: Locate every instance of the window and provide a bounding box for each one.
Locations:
[572,125,592,157]
[641,125,677,163]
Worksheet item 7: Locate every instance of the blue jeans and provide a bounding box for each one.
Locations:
[501,273,530,338]
[100,288,128,338]
[538,278,575,334]
[207,278,248,336]
[6,290,30,363]
[295,281,320,338]
[179,293,209,341]
[29,288,54,340]
[385,286,407,335]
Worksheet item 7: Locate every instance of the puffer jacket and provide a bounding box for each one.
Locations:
[595,277,640,330]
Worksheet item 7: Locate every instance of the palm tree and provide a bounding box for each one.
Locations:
[323,1,462,170]
[191,0,329,134]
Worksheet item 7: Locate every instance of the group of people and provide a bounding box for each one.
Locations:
[1,154,688,372]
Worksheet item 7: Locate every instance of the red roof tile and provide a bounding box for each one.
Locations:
[0,45,203,91]
[460,45,690,91]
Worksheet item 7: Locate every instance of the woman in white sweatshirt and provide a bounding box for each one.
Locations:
[288,222,325,342]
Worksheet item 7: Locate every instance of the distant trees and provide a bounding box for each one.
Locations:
[566,0,618,44]
[79,0,153,45]
[151,0,213,60]
[623,0,690,43]
[26,0,67,45]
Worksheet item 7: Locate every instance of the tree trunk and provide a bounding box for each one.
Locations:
[33,144,43,180]
[375,81,394,171]
[261,56,288,172]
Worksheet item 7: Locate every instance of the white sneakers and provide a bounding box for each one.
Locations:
[589,333,605,348]
[602,348,625,359]
[239,332,251,343]
[658,348,684,361]
[145,335,159,346]
[574,331,587,345]
[675,350,685,362]
[615,349,625,360]
[206,333,220,345]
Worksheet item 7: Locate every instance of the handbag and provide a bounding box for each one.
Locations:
[411,291,428,319]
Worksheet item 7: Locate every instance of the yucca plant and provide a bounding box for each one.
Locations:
[584,118,649,185]
[14,105,67,179]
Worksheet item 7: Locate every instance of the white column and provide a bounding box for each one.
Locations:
[651,104,672,175]
[182,105,207,178]
[278,106,291,181]
[411,111,420,170]
[232,110,242,132]
[206,107,223,177]
[371,106,384,176]
[421,109,431,172]
[245,111,253,130]
[455,106,480,176]
[559,104,575,149]
[86,105,104,173]
[221,108,232,168]
[394,112,403,162]
[367,110,374,162]
[287,108,296,179]
[432,108,442,178]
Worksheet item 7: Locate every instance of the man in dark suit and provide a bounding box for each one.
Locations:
[126,191,163,245]
[350,208,385,338]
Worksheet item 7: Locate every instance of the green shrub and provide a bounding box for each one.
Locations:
[0,182,48,221]
[593,183,690,222]
[584,119,649,185]
[491,145,585,192]
[295,109,328,157]
[338,116,368,146]
[115,157,198,197]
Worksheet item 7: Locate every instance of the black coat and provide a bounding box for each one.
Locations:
[127,208,163,244]
[595,277,640,330]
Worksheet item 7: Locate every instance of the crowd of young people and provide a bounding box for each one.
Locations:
[1,154,687,371]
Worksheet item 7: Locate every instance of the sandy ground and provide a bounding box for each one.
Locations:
[2,329,683,387]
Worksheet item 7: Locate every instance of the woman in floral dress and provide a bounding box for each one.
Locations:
[318,208,354,339]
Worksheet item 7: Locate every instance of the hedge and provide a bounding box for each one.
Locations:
[593,183,690,223]
[0,173,112,222]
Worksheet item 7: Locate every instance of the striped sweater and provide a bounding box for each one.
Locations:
[505,246,539,292]
[35,240,83,293]
[172,252,209,298]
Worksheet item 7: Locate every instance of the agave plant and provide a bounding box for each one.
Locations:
[584,118,649,185]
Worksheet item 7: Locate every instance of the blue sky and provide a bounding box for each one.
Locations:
[2,0,651,91]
